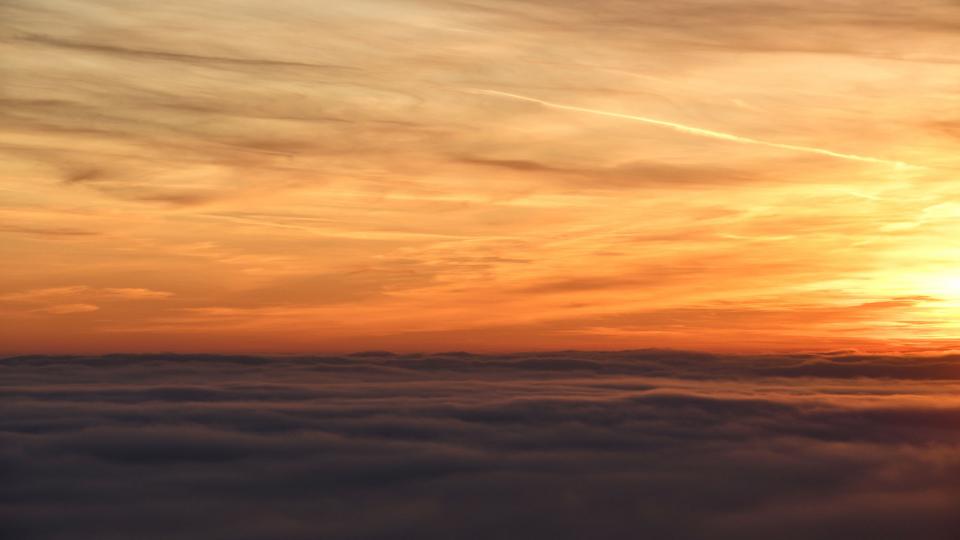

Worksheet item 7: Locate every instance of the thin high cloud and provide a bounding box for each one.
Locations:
[467,89,919,168]
[18,34,357,71]
[2,0,960,352]
[0,286,172,302]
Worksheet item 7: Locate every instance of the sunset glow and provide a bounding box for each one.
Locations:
[3,0,960,354]
[6,3,960,539]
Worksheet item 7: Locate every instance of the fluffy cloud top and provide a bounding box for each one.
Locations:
[3,350,959,539]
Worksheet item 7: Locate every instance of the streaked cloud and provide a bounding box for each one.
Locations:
[467,88,919,168]
[2,0,959,353]
[37,303,100,314]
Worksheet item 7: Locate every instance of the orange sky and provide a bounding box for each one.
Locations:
[3,0,960,354]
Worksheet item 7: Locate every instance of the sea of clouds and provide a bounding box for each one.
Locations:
[3,350,960,539]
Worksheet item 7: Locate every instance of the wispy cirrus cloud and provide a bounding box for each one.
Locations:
[36,303,100,315]
[2,0,960,352]
[466,88,920,168]
[0,286,172,319]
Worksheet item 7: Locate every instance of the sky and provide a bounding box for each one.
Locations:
[3,0,960,354]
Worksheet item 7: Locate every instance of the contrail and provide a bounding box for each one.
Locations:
[467,88,918,169]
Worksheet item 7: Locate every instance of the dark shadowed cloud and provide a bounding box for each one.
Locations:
[2,350,959,539]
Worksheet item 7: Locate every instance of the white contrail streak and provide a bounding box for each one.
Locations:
[467,88,918,169]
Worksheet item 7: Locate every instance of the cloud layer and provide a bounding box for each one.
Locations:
[3,350,960,539]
